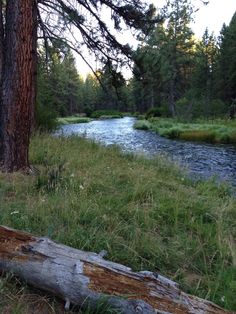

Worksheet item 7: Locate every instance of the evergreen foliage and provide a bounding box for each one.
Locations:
[35,4,236,125]
[130,0,196,117]
[215,13,236,112]
[128,6,236,119]
[36,43,85,129]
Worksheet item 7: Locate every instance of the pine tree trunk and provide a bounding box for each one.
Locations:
[30,0,38,133]
[0,1,4,164]
[1,0,36,172]
[0,1,3,78]
[168,79,176,117]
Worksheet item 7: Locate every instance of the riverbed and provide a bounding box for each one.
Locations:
[58,117,236,186]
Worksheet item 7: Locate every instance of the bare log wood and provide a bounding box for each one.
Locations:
[0,226,233,314]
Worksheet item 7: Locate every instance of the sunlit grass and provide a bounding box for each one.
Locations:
[0,134,235,312]
[57,115,92,125]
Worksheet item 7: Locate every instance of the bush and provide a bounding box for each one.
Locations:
[146,107,162,119]
[84,106,94,117]
[136,114,146,120]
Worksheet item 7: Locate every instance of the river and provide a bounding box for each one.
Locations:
[58,117,236,186]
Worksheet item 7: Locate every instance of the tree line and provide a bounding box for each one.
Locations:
[130,0,236,119]
[37,42,129,130]
[38,0,236,125]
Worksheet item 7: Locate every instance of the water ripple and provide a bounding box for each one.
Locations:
[57,117,236,186]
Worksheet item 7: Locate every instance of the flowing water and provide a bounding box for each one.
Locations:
[58,117,236,186]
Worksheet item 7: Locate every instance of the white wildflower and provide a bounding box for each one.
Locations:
[10,211,19,215]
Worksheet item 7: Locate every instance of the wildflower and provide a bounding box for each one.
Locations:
[10,211,19,215]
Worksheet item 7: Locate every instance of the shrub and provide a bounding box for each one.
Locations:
[136,114,146,120]
[146,107,162,119]
[84,106,94,117]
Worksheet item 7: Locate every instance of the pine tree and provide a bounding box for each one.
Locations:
[132,0,195,116]
[215,12,236,108]
[159,0,195,116]
[190,29,218,116]
[0,0,37,171]
[98,62,127,112]
[83,74,101,115]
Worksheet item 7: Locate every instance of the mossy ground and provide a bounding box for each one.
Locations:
[0,134,235,312]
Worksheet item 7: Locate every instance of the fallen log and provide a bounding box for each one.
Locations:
[0,225,233,314]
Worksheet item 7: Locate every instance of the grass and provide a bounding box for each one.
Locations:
[0,273,118,314]
[134,117,236,144]
[0,134,236,312]
[57,111,124,125]
[133,120,151,130]
[98,115,123,119]
[57,115,92,125]
[90,110,123,119]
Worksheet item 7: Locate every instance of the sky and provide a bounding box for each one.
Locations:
[76,0,236,78]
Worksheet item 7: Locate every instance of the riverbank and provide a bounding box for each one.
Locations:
[0,135,235,312]
[57,115,92,125]
[134,118,236,144]
[57,110,124,125]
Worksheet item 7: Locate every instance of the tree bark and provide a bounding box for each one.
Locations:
[1,0,35,171]
[168,77,177,117]
[0,225,233,314]
[30,0,38,133]
[0,1,4,78]
[0,0,4,164]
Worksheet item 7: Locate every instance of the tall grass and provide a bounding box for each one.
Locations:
[134,118,236,144]
[0,135,235,312]
[57,115,92,125]
[90,110,123,119]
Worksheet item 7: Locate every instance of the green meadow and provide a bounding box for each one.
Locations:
[134,118,236,144]
[0,135,235,312]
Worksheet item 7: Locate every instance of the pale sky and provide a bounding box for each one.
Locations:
[76,0,236,78]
